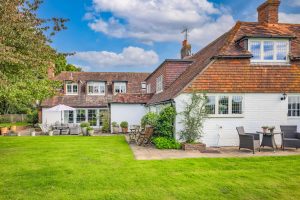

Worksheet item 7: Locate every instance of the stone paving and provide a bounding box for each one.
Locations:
[126,136,300,160]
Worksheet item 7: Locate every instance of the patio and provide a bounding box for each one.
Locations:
[126,136,300,160]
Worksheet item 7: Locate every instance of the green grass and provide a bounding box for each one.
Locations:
[0,122,29,128]
[0,136,299,200]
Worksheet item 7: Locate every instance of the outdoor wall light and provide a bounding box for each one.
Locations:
[281,93,287,101]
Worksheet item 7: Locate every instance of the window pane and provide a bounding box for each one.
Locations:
[288,96,300,117]
[218,96,229,114]
[263,41,274,60]
[276,41,288,61]
[206,96,215,114]
[76,110,86,123]
[67,85,72,93]
[88,110,97,126]
[250,41,261,60]
[232,96,243,114]
[73,85,78,93]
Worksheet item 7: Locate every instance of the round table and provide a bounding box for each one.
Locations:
[257,132,282,152]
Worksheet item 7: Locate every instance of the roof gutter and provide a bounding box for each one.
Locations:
[212,55,252,59]
[146,99,174,107]
[235,35,297,43]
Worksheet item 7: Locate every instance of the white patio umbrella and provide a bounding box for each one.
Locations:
[47,104,76,125]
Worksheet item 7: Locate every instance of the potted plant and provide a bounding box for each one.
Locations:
[179,92,208,151]
[261,126,268,133]
[1,126,8,136]
[268,126,275,133]
[87,127,94,136]
[80,122,90,136]
[112,122,119,134]
[120,121,128,133]
[31,128,36,136]
[10,125,17,133]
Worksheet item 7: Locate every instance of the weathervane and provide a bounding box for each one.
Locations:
[181,28,189,41]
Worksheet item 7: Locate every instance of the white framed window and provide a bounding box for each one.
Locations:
[141,82,146,90]
[64,110,74,123]
[87,81,105,95]
[114,82,126,94]
[248,39,289,63]
[288,96,300,117]
[66,82,78,95]
[205,95,244,117]
[146,84,151,94]
[156,75,163,93]
[76,109,86,123]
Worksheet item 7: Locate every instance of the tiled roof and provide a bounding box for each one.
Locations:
[147,22,300,104]
[42,72,150,107]
[111,93,153,104]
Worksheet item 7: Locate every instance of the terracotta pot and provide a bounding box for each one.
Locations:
[1,127,8,135]
[182,143,206,151]
[10,125,17,133]
[121,127,128,133]
[88,130,94,136]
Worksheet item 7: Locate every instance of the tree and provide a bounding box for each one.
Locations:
[179,92,208,143]
[0,0,68,114]
[54,53,81,75]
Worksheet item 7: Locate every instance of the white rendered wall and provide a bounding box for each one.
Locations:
[110,104,146,132]
[42,108,62,125]
[174,93,300,147]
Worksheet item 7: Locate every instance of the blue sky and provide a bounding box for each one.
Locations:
[38,0,300,72]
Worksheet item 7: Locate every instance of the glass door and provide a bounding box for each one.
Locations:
[88,109,97,127]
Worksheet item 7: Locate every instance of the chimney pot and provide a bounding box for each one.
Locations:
[257,0,281,24]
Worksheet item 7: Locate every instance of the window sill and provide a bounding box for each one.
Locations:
[287,116,300,119]
[87,93,105,96]
[156,90,163,94]
[207,114,244,118]
[66,93,78,95]
[250,61,290,66]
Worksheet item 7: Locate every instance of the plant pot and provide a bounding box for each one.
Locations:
[88,130,94,136]
[121,127,128,133]
[81,127,88,136]
[182,143,206,151]
[1,127,8,136]
[112,127,119,134]
[49,130,53,136]
[31,131,36,136]
[10,125,17,133]
[269,129,274,134]
[262,128,268,133]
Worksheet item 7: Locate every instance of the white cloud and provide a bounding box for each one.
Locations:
[87,0,235,47]
[70,46,159,71]
[279,12,300,24]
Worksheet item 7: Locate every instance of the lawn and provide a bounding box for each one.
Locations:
[0,136,299,200]
[0,122,29,128]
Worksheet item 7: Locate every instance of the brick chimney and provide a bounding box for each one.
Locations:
[257,0,281,24]
[47,63,55,79]
[181,39,192,59]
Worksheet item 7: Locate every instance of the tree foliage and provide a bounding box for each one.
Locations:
[0,0,68,114]
[55,53,81,75]
[179,92,208,143]
[155,106,176,138]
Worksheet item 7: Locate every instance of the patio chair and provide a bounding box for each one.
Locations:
[136,125,154,146]
[280,126,300,150]
[69,125,81,135]
[236,126,260,154]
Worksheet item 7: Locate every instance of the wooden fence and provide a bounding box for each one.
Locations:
[0,114,27,123]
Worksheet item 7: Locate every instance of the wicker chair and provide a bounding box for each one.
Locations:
[69,125,81,135]
[280,126,300,150]
[136,125,154,146]
[236,126,260,154]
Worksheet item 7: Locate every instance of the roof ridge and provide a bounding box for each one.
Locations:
[218,21,242,55]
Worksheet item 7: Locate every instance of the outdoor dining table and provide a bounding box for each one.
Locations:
[257,132,283,152]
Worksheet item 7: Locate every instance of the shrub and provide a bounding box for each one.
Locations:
[80,122,90,128]
[155,106,176,138]
[86,127,94,131]
[152,137,181,149]
[0,116,10,123]
[100,112,110,133]
[112,121,119,127]
[26,110,38,125]
[141,112,158,128]
[120,121,128,128]
[179,92,208,143]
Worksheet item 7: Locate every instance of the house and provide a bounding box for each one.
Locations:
[41,0,300,146]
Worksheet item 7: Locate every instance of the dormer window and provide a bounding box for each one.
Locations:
[66,82,78,95]
[141,82,146,90]
[87,81,105,95]
[248,39,289,63]
[114,82,126,94]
